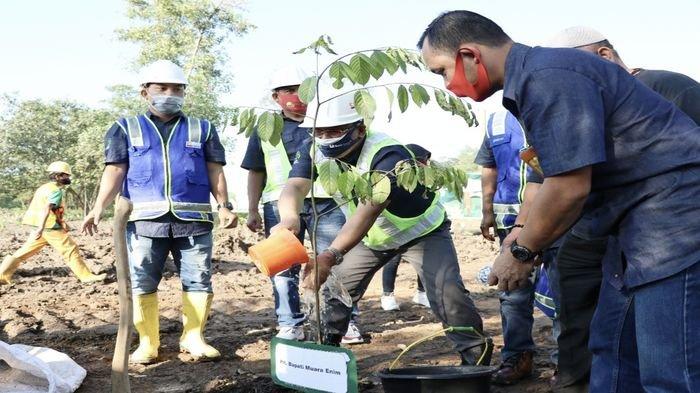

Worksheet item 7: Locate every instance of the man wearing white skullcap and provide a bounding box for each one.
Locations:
[516,26,700,393]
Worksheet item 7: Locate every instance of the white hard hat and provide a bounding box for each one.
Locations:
[269,65,311,91]
[546,26,606,48]
[138,60,188,86]
[300,85,363,128]
[47,161,72,175]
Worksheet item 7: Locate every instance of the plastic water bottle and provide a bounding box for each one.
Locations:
[477,265,492,285]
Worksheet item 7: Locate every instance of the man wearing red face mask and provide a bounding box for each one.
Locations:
[241,65,346,341]
[420,11,700,392]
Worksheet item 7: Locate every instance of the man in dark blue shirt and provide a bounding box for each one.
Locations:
[419,11,700,392]
[82,60,237,364]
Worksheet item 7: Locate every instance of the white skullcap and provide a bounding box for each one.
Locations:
[546,26,607,48]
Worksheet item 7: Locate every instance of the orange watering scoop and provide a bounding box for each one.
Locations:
[248,228,309,276]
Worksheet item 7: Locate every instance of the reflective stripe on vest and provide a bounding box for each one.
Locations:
[121,115,213,223]
[22,182,64,229]
[487,111,528,229]
[316,131,445,250]
[260,138,330,203]
[493,203,520,230]
[260,139,292,203]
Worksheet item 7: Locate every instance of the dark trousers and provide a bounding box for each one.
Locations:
[323,221,486,357]
[554,232,607,392]
[381,255,424,294]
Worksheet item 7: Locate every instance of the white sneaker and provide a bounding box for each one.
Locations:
[412,291,430,308]
[381,294,400,311]
[276,326,304,341]
[341,322,364,344]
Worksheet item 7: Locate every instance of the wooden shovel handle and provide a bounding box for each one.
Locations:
[111,195,133,393]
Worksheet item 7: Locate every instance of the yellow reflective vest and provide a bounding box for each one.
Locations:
[22,182,64,229]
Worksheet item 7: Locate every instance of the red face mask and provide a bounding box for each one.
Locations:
[446,51,492,102]
[276,92,307,115]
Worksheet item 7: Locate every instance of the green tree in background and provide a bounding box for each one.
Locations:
[0,96,113,213]
[114,0,254,126]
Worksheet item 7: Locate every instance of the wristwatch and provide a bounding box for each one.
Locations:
[510,240,540,263]
[323,247,344,264]
[217,201,234,211]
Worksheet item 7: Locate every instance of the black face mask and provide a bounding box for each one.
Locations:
[58,177,71,185]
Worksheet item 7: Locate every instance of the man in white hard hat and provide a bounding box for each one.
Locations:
[241,65,349,342]
[508,26,700,392]
[272,90,491,365]
[81,59,238,364]
[0,162,105,284]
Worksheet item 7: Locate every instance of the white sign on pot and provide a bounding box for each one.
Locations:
[270,338,358,393]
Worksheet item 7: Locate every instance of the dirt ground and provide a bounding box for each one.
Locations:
[0,219,556,392]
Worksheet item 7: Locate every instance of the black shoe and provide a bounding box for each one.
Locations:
[322,333,343,347]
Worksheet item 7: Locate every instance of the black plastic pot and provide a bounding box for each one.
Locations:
[378,365,497,393]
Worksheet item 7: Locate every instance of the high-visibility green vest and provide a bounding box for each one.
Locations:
[315,131,445,251]
[22,182,64,229]
[260,139,330,203]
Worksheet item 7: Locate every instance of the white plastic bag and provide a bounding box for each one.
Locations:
[0,340,86,393]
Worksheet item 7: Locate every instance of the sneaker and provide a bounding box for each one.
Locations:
[341,322,364,344]
[276,326,304,341]
[412,290,430,308]
[380,293,400,311]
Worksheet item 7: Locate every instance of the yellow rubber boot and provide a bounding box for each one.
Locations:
[179,292,220,361]
[0,256,21,285]
[130,293,160,364]
[65,253,106,283]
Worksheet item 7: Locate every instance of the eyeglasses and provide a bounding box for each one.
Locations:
[312,122,360,139]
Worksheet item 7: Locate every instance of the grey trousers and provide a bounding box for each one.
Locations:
[323,220,486,355]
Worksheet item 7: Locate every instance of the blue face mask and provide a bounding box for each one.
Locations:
[150,95,184,115]
[315,124,360,157]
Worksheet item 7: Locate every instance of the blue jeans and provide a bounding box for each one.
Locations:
[589,261,700,392]
[126,226,213,294]
[263,198,346,327]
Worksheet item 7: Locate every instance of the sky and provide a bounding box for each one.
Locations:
[1,0,699,206]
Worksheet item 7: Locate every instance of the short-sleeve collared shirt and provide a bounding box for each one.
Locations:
[502,43,700,288]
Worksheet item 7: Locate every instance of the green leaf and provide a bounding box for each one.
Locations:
[354,90,376,126]
[245,113,257,137]
[353,172,371,202]
[349,54,372,85]
[317,159,341,196]
[236,109,250,134]
[298,76,317,104]
[329,62,343,81]
[372,50,398,75]
[332,78,344,89]
[267,113,284,146]
[409,84,430,107]
[256,111,276,142]
[370,172,391,204]
[434,89,452,112]
[397,85,409,113]
[385,87,395,108]
[337,171,356,199]
[422,165,435,188]
[388,49,407,73]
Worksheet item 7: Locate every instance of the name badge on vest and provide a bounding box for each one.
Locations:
[185,141,202,149]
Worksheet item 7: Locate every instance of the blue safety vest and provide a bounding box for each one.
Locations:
[118,114,214,223]
[486,111,529,229]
